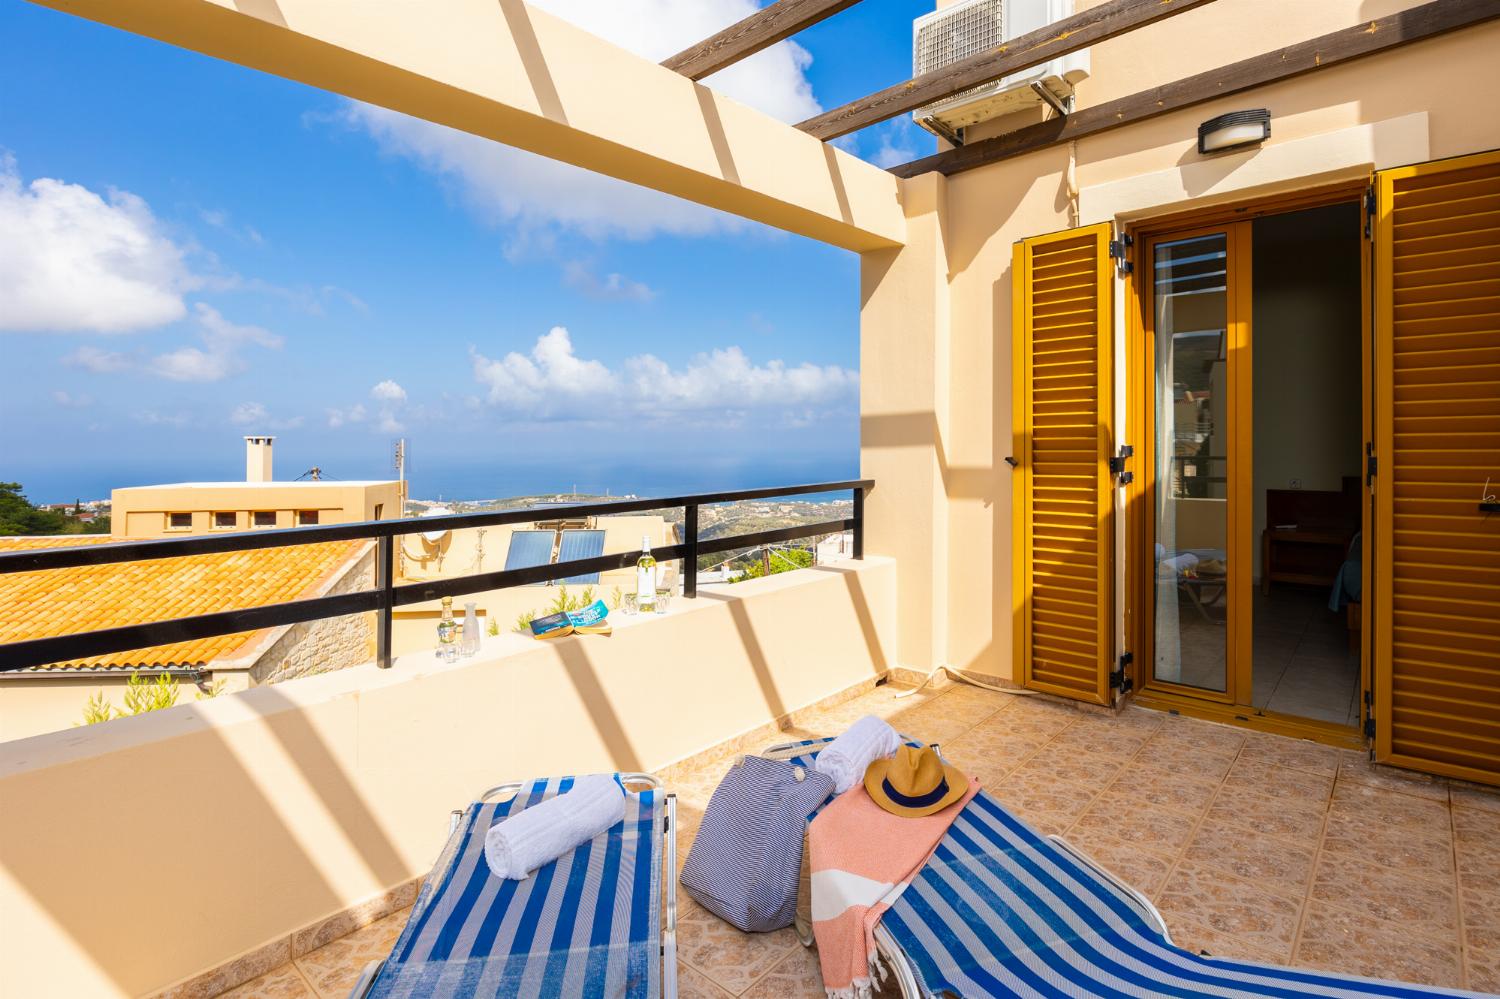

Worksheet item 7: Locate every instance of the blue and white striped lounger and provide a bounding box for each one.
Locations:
[765,737,1484,999]
[349,773,677,999]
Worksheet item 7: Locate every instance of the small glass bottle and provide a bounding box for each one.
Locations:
[437,596,458,662]
[461,601,480,657]
[636,536,657,614]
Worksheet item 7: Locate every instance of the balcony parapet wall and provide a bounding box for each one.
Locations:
[0,558,895,997]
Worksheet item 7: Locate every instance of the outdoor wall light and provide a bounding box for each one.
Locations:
[1198,109,1271,154]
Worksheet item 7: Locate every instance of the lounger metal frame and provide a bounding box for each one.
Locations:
[761,738,1169,999]
[348,773,677,999]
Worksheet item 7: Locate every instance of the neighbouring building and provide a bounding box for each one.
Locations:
[111,436,402,538]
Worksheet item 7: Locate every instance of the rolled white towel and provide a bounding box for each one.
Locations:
[484,774,625,880]
[814,714,901,795]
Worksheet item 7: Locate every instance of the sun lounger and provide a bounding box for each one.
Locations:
[765,737,1483,998]
[349,773,676,999]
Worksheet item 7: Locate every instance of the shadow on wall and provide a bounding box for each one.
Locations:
[0,658,664,994]
[1,564,898,995]
[861,410,999,505]
[1,685,406,996]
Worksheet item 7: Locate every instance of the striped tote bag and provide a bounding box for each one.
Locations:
[679,755,833,932]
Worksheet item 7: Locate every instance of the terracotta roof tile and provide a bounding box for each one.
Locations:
[0,536,368,670]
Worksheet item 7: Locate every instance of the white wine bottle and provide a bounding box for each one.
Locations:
[437,596,458,662]
[636,536,657,614]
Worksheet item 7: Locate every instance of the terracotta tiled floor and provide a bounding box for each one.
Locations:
[221,682,1500,997]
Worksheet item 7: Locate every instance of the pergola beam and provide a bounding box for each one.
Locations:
[889,0,1500,179]
[797,0,1218,142]
[663,0,865,81]
[23,0,906,252]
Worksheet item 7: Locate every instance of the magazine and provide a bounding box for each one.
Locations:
[529,599,613,639]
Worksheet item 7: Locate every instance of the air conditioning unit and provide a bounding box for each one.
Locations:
[912,0,1089,139]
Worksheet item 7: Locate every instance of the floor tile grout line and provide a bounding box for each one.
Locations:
[737,938,818,998]
[1148,739,1250,918]
[1451,791,1471,991]
[286,958,323,999]
[1287,753,1343,970]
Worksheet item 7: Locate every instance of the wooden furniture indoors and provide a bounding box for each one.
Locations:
[1260,481,1359,594]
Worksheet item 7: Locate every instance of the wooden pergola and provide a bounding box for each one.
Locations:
[661,0,1500,177]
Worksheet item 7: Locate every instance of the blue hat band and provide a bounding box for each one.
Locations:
[881,775,950,809]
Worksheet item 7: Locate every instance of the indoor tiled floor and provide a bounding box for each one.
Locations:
[1170,586,1362,726]
[219,682,1500,997]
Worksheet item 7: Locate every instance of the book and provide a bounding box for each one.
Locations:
[529,599,613,639]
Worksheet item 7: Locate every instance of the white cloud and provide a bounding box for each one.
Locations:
[348,104,736,247]
[133,410,191,428]
[0,155,194,333]
[370,379,407,403]
[471,326,856,420]
[868,119,921,170]
[527,0,820,123]
[562,261,656,302]
[64,345,135,374]
[230,401,303,430]
[625,346,859,409]
[64,303,282,382]
[199,207,265,246]
[327,403,367,428]
[371,380,407,431]
[338,0,822,247]
[472,327,617,412]
[52,390,93,408]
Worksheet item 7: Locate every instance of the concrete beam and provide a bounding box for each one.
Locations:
[30,0,905,252]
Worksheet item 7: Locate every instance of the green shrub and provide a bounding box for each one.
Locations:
[78,671,203,726]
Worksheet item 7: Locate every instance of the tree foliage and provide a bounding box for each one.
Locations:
[732,547,814,582]
[0,483,109,535]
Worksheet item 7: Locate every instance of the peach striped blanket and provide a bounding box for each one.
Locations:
[808,778,980,999]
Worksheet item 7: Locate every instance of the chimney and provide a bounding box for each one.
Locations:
[245,436,274,482]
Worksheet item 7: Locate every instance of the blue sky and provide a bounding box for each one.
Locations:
[0,0,933,504]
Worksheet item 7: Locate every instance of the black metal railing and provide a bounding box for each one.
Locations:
[0,479,872,672]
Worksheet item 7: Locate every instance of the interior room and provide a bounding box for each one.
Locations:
[1250,201,1365,725]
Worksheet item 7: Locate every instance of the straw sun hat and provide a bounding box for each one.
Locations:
[863,744,969,818]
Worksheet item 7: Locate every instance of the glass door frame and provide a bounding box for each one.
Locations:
[1137,220,1254,706]
[1120,179,1373,746]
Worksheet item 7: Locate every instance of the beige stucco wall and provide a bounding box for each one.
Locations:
[0,672,207,742]
[112,481,400,539]
[861,1,1500,681]
[0,558,895,997]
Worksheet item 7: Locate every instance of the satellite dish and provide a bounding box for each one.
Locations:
[420,506,453,544]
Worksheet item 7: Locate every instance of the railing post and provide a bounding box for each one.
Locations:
[852,486,865,560]
[375,535,395,668]
[683,504,699,598]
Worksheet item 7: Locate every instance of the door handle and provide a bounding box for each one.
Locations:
[1004,456,1019,468]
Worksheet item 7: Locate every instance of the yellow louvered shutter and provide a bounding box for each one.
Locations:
[1013,224,1115,705]
[1373,150,1500,784]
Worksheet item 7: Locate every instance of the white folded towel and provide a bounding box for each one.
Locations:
[484,774,625,880]
[814,714,901,795]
